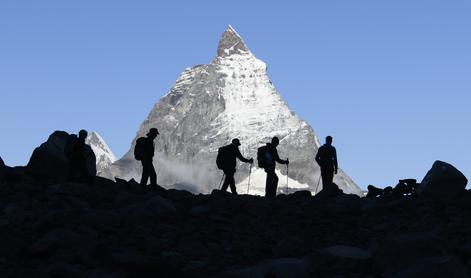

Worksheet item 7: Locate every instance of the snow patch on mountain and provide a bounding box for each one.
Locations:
[236,168,310,196]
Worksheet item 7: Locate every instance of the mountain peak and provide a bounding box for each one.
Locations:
[217,25,250,57]
[86,131,117,172]
[87,131,102,142]
[102,27,361,196]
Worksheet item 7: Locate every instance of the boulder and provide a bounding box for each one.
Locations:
[320,245,371,260]
[313,245,372,275]
[0,156,4,167]
[88,269,125,278]
[417,161,468,201]
[29,228,82,255]
[120,195,177,219]
[219,257,310,278]
[272,237,306,258]
[367,185,383,198]
[314,183,343,199]
[385,256,469,278]
[26,131,96,181]
[372,231,448,270]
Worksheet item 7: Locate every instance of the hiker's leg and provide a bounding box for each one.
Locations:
[228,171,237,195]
[272,173,279,197]
[321,167,329,189]
[149,162,157,186]
[326,169,334,186]
[221,177,230,192]
[266,171,276,198]
[265,172,270,197]
[140,160,149,186]
[221,169,231,192]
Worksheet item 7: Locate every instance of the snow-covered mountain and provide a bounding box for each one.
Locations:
[86,131,116,176]
[101,26,362,196]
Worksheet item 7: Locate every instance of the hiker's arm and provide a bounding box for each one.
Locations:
[236,148,251,163]
[274,149,288,164]
[315,148,321,165]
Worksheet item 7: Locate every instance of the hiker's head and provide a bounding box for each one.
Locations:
[147,128,160,139]
[232,138,241,146]
[78,129,88,139]
[326,136,333,145]
[271,137,279,147]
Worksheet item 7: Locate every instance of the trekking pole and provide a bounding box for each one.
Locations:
[247,163,252,194]
[314,174,321,195]
[218,173,225,190]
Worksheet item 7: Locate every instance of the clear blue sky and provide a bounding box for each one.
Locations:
[1,1,470,189]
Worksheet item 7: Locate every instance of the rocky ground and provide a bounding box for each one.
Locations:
[0,164,470,278]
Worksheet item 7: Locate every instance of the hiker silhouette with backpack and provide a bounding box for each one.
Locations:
[315,136,338,190]
[216,138,253,194]
[258,137,289,198]
[65,129,90,183]
[135,128,159,187]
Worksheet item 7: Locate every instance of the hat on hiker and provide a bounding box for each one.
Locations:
[147,128,160,136]
[232,138,241,146]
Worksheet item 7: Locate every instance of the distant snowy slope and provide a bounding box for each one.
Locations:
[86,131,116,176]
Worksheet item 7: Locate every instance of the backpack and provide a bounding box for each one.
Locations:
[134,137,147,161]
[257,145,273,169]
[216,145,231,170]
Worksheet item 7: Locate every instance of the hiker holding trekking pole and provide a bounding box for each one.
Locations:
[257,137,289,198]
[216,138,254,195]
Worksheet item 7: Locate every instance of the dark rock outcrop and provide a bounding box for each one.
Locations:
[418,160,468,201]
[0,162,470,277]
[25,131,96,181]
[367,179,418,198]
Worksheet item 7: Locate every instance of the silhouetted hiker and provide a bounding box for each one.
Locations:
[216,138,253,194]
[65,129,89,183]
[135,128,159,187]
[315,136,338,190]
[258,137,289,198]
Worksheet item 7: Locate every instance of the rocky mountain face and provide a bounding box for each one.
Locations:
[86,132,116,176]
[102,26,362,196]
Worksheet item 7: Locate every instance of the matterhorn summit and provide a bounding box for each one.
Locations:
[102,26,362,196]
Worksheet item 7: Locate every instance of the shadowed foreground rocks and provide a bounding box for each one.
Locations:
[0,165,470,277]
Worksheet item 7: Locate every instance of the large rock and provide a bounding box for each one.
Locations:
[385,256,469,278]
[219,257,310,278]
[26,131,96,181]
[372,231,449,272]
[321,245,371,260]
[314,245,372,276]
[0,156,4,167]
[417,160,468,201]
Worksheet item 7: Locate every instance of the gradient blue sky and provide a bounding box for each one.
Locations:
[1,1,470,189]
